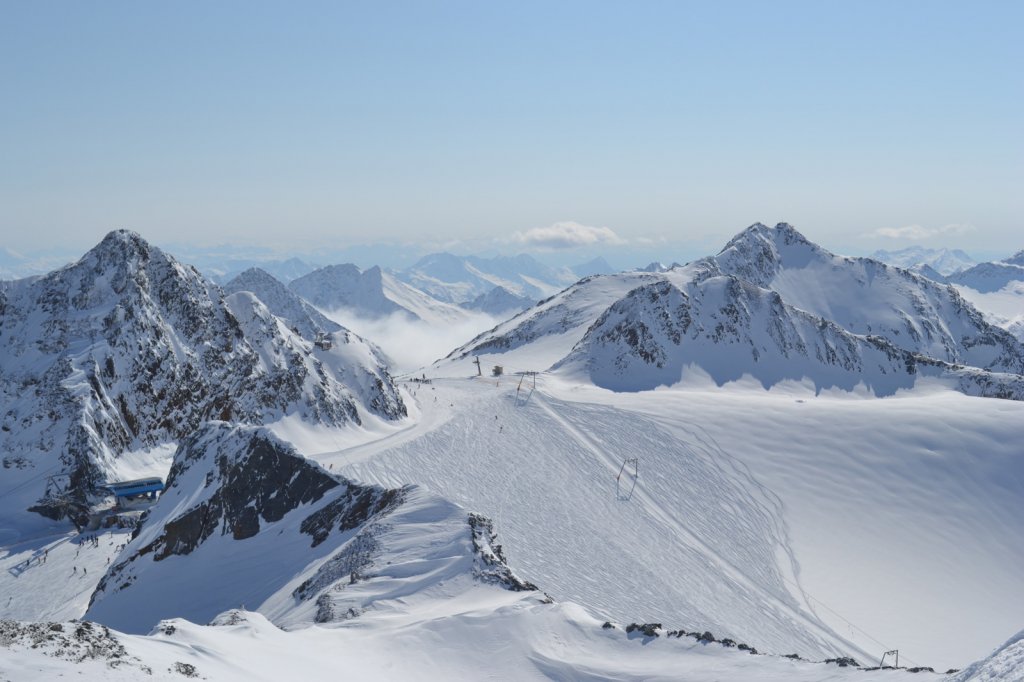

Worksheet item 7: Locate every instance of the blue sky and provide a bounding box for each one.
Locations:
[1,1,1020,266]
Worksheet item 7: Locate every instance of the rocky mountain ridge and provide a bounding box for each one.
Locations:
[0,231,405,528]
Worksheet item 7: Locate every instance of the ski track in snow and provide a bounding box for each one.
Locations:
[531,389,871,662]
[327,376,859,659]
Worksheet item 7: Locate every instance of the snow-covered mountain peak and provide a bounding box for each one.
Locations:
[444,222,1024,395]
[714,222,824,286]
[0,234,407,534]
[90,228,153,262]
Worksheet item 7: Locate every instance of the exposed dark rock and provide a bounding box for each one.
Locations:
[626,623,662,638]
[468,513,538,592]
[0,619,148,672]
[138,432,342,560]
[301,486,406,548]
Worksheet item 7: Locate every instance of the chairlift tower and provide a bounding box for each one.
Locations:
[616,458,639,501]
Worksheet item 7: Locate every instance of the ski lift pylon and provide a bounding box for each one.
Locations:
[616,457,639,501]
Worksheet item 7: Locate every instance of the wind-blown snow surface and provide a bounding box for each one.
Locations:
[326,373,1024,673]
[12,418,920,681]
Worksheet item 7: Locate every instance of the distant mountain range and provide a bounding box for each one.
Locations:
[949,250,1024,293]
[395,252,612,305]
[870,246,977,275]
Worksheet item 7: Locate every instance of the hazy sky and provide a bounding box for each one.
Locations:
[2,1,1021,263]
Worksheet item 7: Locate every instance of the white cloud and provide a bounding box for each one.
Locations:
[868,223,975,241]
[510,221,626,250]
[320,308,500,374]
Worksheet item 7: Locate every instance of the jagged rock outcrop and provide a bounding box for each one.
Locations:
[86,424,411,632]
[87,424,543,634]
[712,223,1024,374]
[558,275,1024,397]
[449,222,1024,398]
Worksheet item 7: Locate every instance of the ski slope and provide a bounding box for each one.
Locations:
[1,605,924,682]
[314,368,1024,673]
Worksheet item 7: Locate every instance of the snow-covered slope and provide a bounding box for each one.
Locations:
[289,263,471,325]
[954,281,1024,343]
[952,629,1024,681]
[6,417,963,680]
[334,373,1024,673]
[0,231,405,535]
[444,271,665,372]
[1,604,924,681]
[870,246,976,276]
[223,267,340,339]
[909,263,950,283]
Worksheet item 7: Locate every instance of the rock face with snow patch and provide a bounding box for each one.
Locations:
[557,277,1024,397]
[86,424,409,631]
[0,231,404,525]
[712,223,1024,374]
[449,223,1024,397]
[86,424,538,634]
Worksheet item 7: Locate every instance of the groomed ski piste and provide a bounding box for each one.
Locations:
[316,367,1024,675]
